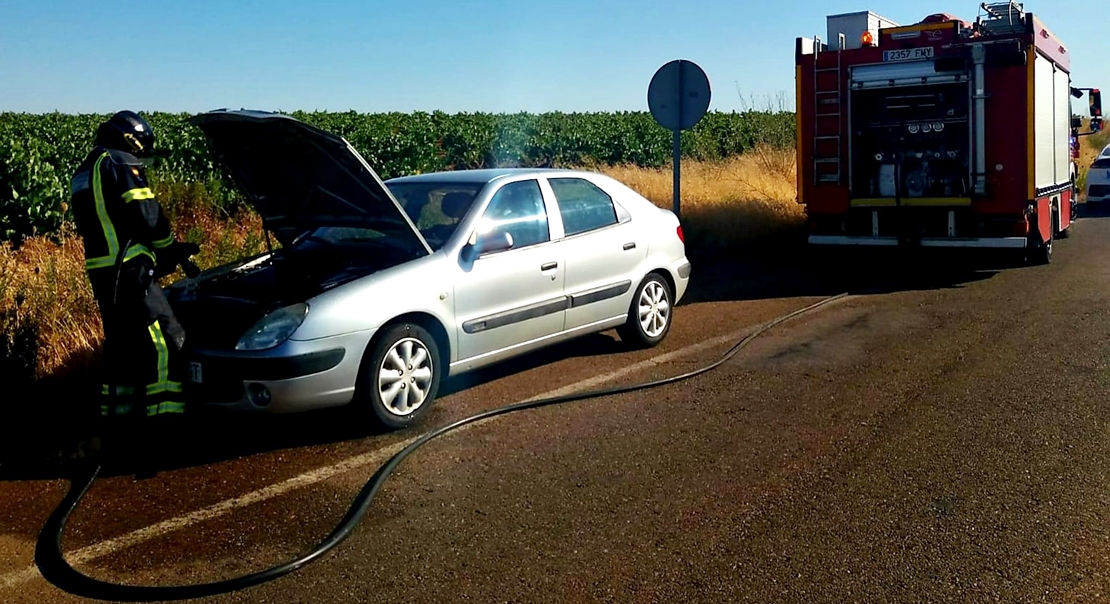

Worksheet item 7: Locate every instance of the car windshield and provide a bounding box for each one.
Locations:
[386,182,485,250]
[287,226,396,252]
[291,226,390,244]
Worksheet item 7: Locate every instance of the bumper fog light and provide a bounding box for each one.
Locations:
[248,383,272,408]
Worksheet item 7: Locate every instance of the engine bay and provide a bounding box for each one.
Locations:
[165,234,416,350]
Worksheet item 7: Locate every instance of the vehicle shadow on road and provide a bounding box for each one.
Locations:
[679,241,1008,305]
[435,244,1013,404]
[1078,202,1110,219]
[0,334,636,482]
[0,243,1021,482]
[436,331,627,398]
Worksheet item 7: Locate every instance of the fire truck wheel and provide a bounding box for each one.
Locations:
[1027,231,1052,265]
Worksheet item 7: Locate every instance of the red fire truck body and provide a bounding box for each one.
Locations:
[795,2,1102,262]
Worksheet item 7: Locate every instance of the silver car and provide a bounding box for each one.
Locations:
[169,109,691,430]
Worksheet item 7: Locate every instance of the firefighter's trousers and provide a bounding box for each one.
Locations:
[89,256,187,418]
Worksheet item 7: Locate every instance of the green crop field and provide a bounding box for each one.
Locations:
[0,110,795,244]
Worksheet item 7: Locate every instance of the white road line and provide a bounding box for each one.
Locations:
[1,318,770,591]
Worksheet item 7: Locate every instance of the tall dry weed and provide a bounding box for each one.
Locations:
[599,150,805,257]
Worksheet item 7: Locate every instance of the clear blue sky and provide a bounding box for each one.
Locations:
[1,0,1105,115]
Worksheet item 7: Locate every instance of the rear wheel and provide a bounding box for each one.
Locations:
[357,323,441,431]
[617,273,673,349]
[1027,229,1053,265]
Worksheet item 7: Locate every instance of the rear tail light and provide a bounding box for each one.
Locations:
[676,225,685,243]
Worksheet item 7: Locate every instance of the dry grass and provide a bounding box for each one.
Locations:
[1,152,802,387]
[1079,137,1100,199]
[598,146,805,253]
[0,225,101,382]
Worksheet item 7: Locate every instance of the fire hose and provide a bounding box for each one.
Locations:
[35,291,852,602]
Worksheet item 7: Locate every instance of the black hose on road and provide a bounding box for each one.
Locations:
[35,292,851,602]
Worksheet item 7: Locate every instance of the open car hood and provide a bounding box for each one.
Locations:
[187,109,431,253]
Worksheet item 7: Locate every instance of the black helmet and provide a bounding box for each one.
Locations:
[96,110,155,158]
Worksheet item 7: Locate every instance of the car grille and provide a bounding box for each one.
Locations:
[1089,185,1110,198]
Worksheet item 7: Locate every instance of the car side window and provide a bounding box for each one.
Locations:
[387,183,482,251]
[548,178,618,236]
[479,179,550,249]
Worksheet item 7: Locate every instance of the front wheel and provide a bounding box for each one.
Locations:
[357,323,441,431]
[617,273,674,349]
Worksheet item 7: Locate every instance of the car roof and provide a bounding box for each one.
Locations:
[384,167,589,185]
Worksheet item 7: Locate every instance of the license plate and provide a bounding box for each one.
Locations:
[189,362,203,384]
[883,47,934,62]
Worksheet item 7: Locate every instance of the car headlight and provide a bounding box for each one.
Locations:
[236,303,309,351]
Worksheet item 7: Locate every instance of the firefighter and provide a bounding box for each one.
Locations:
[69,110,199,428]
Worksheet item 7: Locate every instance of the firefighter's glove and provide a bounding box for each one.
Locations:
[181,258,201,279]
[153,241,202,279]
[174,242,202,278]
[173,241,201,259]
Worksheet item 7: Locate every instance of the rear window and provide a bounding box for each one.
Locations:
[548,178,618,236]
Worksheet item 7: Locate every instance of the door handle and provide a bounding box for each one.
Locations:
[623,242,636,251]
[541,261,558,271]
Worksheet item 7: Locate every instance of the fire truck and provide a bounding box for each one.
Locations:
[795,2,1103,263]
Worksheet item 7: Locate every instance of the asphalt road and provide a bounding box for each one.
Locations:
[5,210,1110,603]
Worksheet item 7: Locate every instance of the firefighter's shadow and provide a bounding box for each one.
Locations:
[0,371,384,481]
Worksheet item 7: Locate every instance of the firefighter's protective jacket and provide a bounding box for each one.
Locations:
[70,147,175,274]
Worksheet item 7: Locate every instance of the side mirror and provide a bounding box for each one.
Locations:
[463,230,513,260]
[1093,117,1103,133]
[1090,89,1103,120]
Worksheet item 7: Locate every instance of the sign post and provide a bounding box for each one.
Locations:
[647,59,711,219]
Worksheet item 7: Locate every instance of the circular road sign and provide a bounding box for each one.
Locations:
[647,59,712,131]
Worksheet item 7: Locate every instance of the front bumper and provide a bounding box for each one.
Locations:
[808,235,1027,249]
[184,330,374,413]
